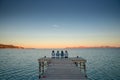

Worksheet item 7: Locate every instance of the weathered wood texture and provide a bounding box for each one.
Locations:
[39,58,87,80]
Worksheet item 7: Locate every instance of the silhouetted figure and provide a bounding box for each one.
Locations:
[56,51,60,58]
[65,50,68,58]
[61,50,64,58]
[77,56,79,58]
[51,50,55,58]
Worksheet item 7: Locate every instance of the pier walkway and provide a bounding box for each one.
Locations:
[38,57,87,80]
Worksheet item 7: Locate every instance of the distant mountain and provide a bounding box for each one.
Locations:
[66,46,120,49]
[0,44,24,49]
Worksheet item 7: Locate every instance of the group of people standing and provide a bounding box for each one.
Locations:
[51,50,68,58]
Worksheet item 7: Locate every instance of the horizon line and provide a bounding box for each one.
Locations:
[0,43,120,49]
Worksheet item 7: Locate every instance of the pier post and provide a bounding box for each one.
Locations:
[38,60,45,78]
[39,62,41,78]
[77,62,80,67]
[84,62,87,78]
[72,58,87,78]
[38,58,50,79]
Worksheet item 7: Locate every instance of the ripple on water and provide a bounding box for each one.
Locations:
[0,49,120,80]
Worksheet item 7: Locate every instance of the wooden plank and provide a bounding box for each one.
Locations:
[39,58,87,80]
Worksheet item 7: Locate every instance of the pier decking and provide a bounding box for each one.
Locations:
[38,57,87,80]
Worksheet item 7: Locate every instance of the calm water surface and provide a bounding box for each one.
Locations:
[0,48,120,80]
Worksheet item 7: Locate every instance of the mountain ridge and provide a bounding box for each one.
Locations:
[0,44,24,49]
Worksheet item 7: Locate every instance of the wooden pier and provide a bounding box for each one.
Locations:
[38,57,87,80]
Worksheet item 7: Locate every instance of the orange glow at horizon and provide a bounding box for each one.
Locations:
[1,36,120,48]
[20,42,120,48]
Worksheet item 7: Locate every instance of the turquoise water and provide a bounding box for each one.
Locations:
[0,48,120,80]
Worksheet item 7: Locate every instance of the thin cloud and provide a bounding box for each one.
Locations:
[52,24,59,28]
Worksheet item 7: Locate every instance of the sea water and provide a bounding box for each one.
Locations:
[0,48,120,80]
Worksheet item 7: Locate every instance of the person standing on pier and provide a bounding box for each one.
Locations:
[51,50,55,58]
[61,50,64,58]
[65,50,68,58]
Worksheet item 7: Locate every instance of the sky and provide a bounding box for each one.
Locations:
[0,0,120,48]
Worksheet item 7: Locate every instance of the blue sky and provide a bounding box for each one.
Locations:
[0,0,120,48]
